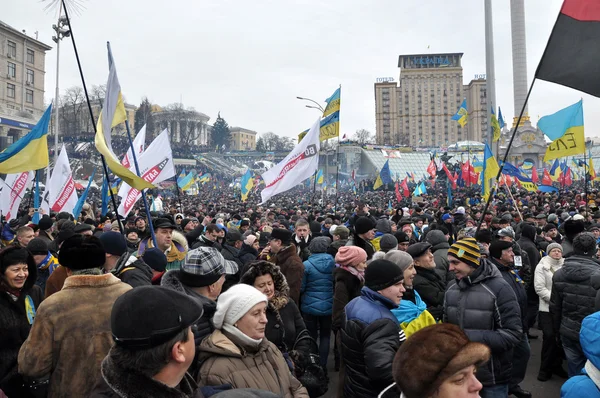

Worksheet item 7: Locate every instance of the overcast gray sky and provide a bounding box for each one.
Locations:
[3,0,599,139]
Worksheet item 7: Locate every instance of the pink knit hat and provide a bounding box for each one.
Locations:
[335,246,367,267]
[244,234,257,246]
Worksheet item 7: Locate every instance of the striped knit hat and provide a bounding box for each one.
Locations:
[448,238,481,268]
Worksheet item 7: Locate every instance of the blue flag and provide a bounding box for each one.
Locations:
[101,177,109,216]
[498,107,506,130]
[73,169,96,220]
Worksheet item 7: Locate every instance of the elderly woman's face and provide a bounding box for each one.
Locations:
[253,273,275,300]
[435,365,483,398]
[3,262,29,290]
[549,248,563,260]
[236,302,268,340]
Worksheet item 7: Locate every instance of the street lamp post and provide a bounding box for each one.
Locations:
[52,5,71,163]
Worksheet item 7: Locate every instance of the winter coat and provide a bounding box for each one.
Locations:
[430,241,452,282]
[550,254,600,342]
[90,353,203,398]
[517,229,542,303]
[534,255,563,312]
[301,252,335,316]
[44,263,68,299]
[562,239,575,257]
[412,266,446,320]
[346,234,375,260]
[161,270,217,349]
[113,252,153,288]
[18,273,132,398]
[238,243,259,266]
[443,259,522,387]
[560,312,600,398]
[490,257,528,332]
[331,266,363,332]
[0,276,43,396]
[197,330,309,398]
[272,245,305,304]
[341,287,403,398]
[292,234,312,262]
[220,245,243,292]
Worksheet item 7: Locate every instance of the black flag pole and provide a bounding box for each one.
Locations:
[60,0,123,234]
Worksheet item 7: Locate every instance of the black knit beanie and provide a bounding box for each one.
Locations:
[573,232,597,256]
[355,217,376,235]
[488,240,513,260]
[364,259,404,291]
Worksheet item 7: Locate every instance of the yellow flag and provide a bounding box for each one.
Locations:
[520,181,538,192]
[373,174,383,190]
[95,45,153,191]
[543,127,585,162]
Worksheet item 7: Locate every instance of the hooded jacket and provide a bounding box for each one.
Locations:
[197,330,309,398]
[0,263,43,396]
[301,252,335,316]
[550,254,600,342]
[443,259,522,387]
[560,312,600,398]
[341,287,403,398]
[18,274,132,398]
[113,252,153,288]
[534,254,563,312]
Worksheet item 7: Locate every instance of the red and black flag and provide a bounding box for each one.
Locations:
[536,0,600,97]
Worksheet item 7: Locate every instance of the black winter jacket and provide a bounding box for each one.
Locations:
[238,243,258,266]
[332,267,362,332]
[517,226,542,302]
[113,253,153,288]
[413,266,446,320]
[220,245,243,292]
[490,257,528,332]
[430,241,453,282]
[444,259,522,387]
[550,255,600,342]
[265,300,311,355]
[346,234,375,260]
[0,280,43,396]
[341,287,403,398]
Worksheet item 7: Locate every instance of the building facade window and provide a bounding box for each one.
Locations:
[26,69,34,84]
[7,83,15,98]
[7,41,17,58]
[26,49,34,64]
[26,89,34,103]
[7,62,16,78]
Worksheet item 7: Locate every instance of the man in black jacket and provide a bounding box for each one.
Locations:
[407,242,445,320]
[551,232,600,377]
[347,217,376,260]
[220,228,243,292]
[99,232,152,288]
[445,238,522,398]
[489,241,532,398]
[517,223,542,340]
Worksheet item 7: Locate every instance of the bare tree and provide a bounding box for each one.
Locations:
[59,86,87,136]
[260,132,280,151]
[353,129,374,145]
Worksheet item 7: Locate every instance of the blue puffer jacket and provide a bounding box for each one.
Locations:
[300,253,334,316]
[561,311,600,398]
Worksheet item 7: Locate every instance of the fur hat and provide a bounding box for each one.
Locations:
[308,236,331,254]
[354,217,376,235]
[564,219,585,240]
[212,284,268,330]
[573,232,597,256]
[488,240,513,259]
[393,324,490,398]
[335,246,367,268]
[380,234,399,252]
[58,235,105,270]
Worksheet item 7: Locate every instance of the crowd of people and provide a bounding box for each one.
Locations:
[1,180,600,398]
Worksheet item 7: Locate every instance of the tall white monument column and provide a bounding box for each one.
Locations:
[510,0,530,126]
[484,0,497,148]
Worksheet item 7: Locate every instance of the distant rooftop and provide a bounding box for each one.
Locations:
[0,20,52,50]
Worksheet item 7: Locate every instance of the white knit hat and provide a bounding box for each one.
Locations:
[212,284,268,329]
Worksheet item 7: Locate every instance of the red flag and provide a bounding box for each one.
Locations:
[564,167,573,185]
[395,181,402,201]
[542,169,553,185]
[472,172,480,186]
[351,169,355,180]
[532,167,539,183]
[505,175,512,187]
[515,177,522,188]
[431,177,436,188]
[427,160,437,178]
[401,177,410,197]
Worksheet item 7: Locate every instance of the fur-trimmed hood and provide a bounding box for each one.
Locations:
[239,261,289,310]
[172,230,189,252]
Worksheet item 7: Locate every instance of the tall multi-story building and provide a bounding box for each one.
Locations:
[375,53,488,147]
[0,20,52,149]
[229,127,257,151]
[464,78,488,143]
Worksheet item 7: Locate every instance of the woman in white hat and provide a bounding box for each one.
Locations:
[197,284,308,397]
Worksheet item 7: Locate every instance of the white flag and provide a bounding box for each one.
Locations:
[0,172,34,220]
[117,129,175,216]
[48,145,78,215]
[121,124,147,169]
[260,117,321,204]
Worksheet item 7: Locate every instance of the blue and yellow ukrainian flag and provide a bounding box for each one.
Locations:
[198,173,211,184]
[539,100,585,162]
[178,171,195,190]
[498,107,506,130]
[549,159,561,181]
[298,111,340,143]
[316,169,324,184]
[482,143,500,199]
[451,99,468,127]
[373,160,392,190]
[323,87,340,117]
[0,104,52,173]
[240,169,254,202]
